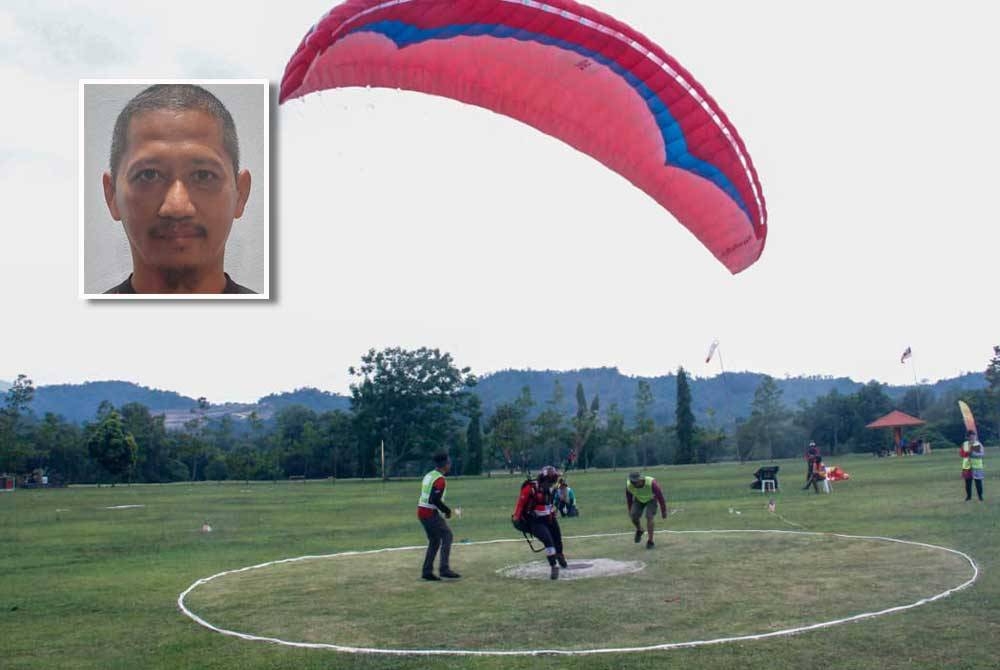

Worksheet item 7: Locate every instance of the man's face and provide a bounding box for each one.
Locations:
[103,109,251,274]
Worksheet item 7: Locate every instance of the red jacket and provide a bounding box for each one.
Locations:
[513,480,555,520]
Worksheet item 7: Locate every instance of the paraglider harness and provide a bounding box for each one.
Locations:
[512,478,549,553]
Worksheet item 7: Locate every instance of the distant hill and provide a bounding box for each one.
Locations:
[258,387,351,414]
[474,368,857,426]
[24,381,351,425]
[31,381,199,423]
[0,379,11,393]
[19,370,987,427]
[473,367,986,426]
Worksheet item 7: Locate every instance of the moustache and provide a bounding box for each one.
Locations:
[149,221,208,239]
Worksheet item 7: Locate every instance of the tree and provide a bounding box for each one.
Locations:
[4,374,34,414]
[34,413,86,484]
[796,390,854,455]
[274,405,319,477]
[675,367,696,464]
[465,396,484,476]
[227,444,257,484]
[633,380,655,467]
[86,408,138,485]
[485,401,529,474]
[697,408,725,464]
[532,381,568,468]
[349,347,476,478]
[0,374,36,475]
[986,345,1000,444]
[570,383,599,469]
[900,387,935,419]
[318,410,357,479]
[852,381,893,453]
[604,402,627,470]
[177,418,211,481]
[745,375,784,460]
[119,403,171,482]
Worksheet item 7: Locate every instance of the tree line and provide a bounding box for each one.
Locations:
[2,347,998,485]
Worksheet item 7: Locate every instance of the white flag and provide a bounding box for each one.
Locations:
[900,346,912,364]
[705,340,719,364]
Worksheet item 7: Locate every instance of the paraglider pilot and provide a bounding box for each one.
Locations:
[512,466,567,580]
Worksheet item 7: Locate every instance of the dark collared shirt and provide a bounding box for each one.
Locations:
[104,273,255,294]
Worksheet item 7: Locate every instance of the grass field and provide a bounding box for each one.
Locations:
[2,449,998,669]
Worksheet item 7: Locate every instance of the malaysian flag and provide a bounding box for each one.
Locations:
[900,346,912,364]
[705,339,719,364]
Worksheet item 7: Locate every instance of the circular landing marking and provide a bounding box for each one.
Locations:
[178,530,979,656]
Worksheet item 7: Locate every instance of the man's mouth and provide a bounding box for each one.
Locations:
[151,223,207,240]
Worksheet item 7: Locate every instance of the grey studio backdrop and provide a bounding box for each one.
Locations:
[81,81,268,297]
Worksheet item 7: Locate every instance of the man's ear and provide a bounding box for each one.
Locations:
[102,172,122,221]
[234,169,251,219]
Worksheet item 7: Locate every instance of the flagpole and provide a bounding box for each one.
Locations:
[380,439,385,481]
[707,339,737,461]
[716,345,739,459]
[909,357,921,417]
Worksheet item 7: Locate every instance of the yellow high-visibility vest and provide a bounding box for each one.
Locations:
[627,476,656,503]
[418,470,445,509]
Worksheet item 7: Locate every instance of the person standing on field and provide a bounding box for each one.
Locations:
[960,430,985,502]
[417,451,460,581]
[802,441,820,489]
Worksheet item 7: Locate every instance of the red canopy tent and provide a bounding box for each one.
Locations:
[866,410,926,455]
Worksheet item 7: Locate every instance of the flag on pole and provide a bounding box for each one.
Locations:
[705,339,719,364]
[900,346,912,364]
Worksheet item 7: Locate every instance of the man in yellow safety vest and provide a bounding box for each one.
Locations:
[417,451,461,580]
[960,430,985,502]
[626,472,668,549]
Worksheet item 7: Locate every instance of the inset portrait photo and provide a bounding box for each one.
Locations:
[80,80,269,299]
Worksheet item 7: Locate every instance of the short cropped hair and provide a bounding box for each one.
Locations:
[433,451,451,467]
[109,84,240,180]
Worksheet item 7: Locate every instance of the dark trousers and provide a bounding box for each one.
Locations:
[804,459,815,486]
[528,517,563,564]
[965,478,984,500]
[420,513,452,576]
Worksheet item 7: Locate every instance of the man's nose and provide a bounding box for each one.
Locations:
[159,179,196,218]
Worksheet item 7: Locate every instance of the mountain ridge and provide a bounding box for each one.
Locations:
[11,368,986,425]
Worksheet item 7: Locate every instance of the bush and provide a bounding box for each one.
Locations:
[204,459,228,481]
[163,459,189,482]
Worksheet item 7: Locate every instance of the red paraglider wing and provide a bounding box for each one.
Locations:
[281,0,767,273]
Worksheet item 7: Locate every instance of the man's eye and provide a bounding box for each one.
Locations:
[134,169,159,182]
[192,169,218,183]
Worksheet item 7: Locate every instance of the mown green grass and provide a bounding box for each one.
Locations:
[1,449,998,669]
[186,532,966,651]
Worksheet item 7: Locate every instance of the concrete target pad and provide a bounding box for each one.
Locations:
[497,558,645,580]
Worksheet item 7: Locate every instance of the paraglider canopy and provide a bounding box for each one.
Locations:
[280,0,767,274]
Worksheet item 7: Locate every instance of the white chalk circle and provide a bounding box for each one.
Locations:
[497,558,645,580]
[178,530,978,656]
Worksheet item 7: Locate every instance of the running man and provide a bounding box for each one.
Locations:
[626,471,668,549]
